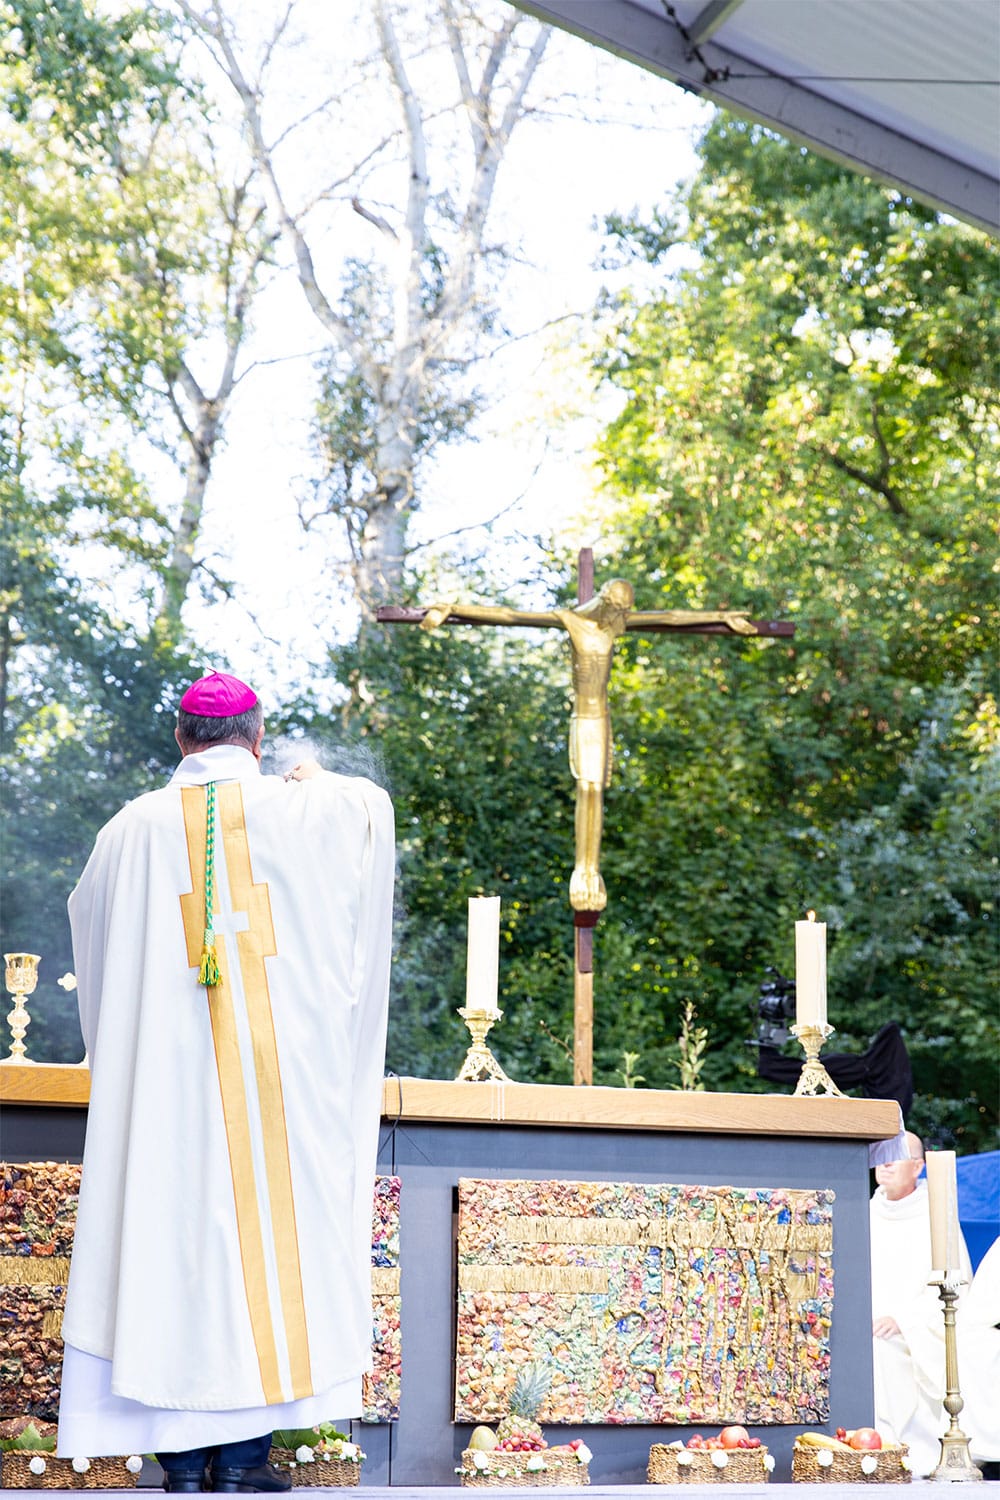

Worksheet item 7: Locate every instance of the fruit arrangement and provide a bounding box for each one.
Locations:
[495,1363,550,1452]
[792,1426,909,1484]
[795,1427,884,1453]
[647,1429,772,1485]
[460,1366,591,1488]
[683,1426,764,1451]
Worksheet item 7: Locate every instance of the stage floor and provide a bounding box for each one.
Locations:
[1,1486,992,1497]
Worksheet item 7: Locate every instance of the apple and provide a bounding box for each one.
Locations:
[719,1426,750,1449]
[849,1429,882,1451]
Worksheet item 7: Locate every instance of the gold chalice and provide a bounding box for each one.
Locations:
[4,952,40,1063]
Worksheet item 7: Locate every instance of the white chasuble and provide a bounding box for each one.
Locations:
[869,1182,972,1475]
[58,746,394,1454]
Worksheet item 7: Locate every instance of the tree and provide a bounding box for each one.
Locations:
[175,0,549,622]
[0,0,263,1053]
[3,0,274,647]
[582,117,998,1146]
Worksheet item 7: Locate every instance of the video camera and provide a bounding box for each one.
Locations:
[753,966,796,1047]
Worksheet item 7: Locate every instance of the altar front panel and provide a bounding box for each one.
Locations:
[371,1120,875,1487]
[454,1176,834,1426]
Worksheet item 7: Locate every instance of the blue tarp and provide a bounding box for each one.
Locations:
[957,1150,999,1272]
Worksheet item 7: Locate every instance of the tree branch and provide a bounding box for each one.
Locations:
[176,0,376,384]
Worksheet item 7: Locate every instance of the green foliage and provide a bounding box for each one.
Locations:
[1,0,206,1054]
[616,1050,645,1087]
[586,116,998,1148]
[0,1422,57,1453]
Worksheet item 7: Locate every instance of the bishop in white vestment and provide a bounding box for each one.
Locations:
[57,674,395,1487]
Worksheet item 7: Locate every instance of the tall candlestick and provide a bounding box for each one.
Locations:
[794,911,827,1028]
[926,1150,961,1274]
[465,896,501,1015]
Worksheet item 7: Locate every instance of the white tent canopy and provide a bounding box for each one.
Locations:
[512,0,1000,232]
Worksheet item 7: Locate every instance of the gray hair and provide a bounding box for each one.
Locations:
[176,701,264,750]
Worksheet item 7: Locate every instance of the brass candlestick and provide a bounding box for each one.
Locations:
[455,1007,509,1082]
[4,952,40,1063]
[790,1021,845,1097]
[928,1274,982,1482]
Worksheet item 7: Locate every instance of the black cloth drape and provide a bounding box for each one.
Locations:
[756,1020,913,1114]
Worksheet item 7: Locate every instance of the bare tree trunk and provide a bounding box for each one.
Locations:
[150,187,272,641]
[180,0,549,620]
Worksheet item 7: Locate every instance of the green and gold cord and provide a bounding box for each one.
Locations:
[198,781,222,987]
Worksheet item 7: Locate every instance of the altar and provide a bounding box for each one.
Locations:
[2,1066,899,1485]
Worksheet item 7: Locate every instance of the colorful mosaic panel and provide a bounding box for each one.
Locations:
[455,1177,834,1426]
[0,1161,80,1416]
[1,1164,401,1422]
[363,1174,401,1422]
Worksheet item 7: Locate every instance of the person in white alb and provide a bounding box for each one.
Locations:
[956,1235,1000,1469]
[869,1131,973,1476]
[57,672,395,1492]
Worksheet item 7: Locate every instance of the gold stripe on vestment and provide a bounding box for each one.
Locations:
[180,786,283,1405]
[218,783,313,1401]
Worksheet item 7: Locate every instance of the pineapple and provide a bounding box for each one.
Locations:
[496,1362,551,1453]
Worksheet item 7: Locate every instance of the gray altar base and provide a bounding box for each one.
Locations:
[362,1118,875,1487]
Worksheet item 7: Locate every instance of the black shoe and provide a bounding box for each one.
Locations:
[210,1463,292,1493]
[162,1471,207,1493]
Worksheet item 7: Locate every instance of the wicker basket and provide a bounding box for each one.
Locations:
[459,1448,590,1487]
[0,1453,138,1490]
[791,1441,910,1483]
[269,1446,361,1487]
[648,1444,772,1484]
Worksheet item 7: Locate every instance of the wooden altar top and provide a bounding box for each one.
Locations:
[1,1063,900,1139]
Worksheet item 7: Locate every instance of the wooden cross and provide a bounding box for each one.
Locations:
[377,550,793,1085]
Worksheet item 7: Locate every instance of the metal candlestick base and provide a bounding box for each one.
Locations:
[455,1007,509,1082]
[928,1276,982,1482]
[790,1022,845,1097]
[4,953,40,1063]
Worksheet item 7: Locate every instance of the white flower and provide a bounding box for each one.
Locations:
[816,1449,834,1468]
[125,1457,143,1475]
[28,1457,47,1476]
[764,1453,776,1472]
[471,1450,490,1471]
[71,1457,91,1473]
[525,1456,545,1472]
[676,1450,694,1466]
[295,1445,314,1464]
[860,1454,879,1475]
[574,1443,592,1465]
[340,1443,361,1462]
[711,1450,729,1468]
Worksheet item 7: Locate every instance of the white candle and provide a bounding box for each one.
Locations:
[794,911,827,1027]
[925,1150,960,1273]
[465,896,501,1015]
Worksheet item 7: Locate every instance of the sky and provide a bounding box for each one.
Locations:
[165,3,712,704]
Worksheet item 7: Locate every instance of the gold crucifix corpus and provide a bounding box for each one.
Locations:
[377,550,793,1083]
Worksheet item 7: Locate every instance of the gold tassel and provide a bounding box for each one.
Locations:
[198,931,221,987]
